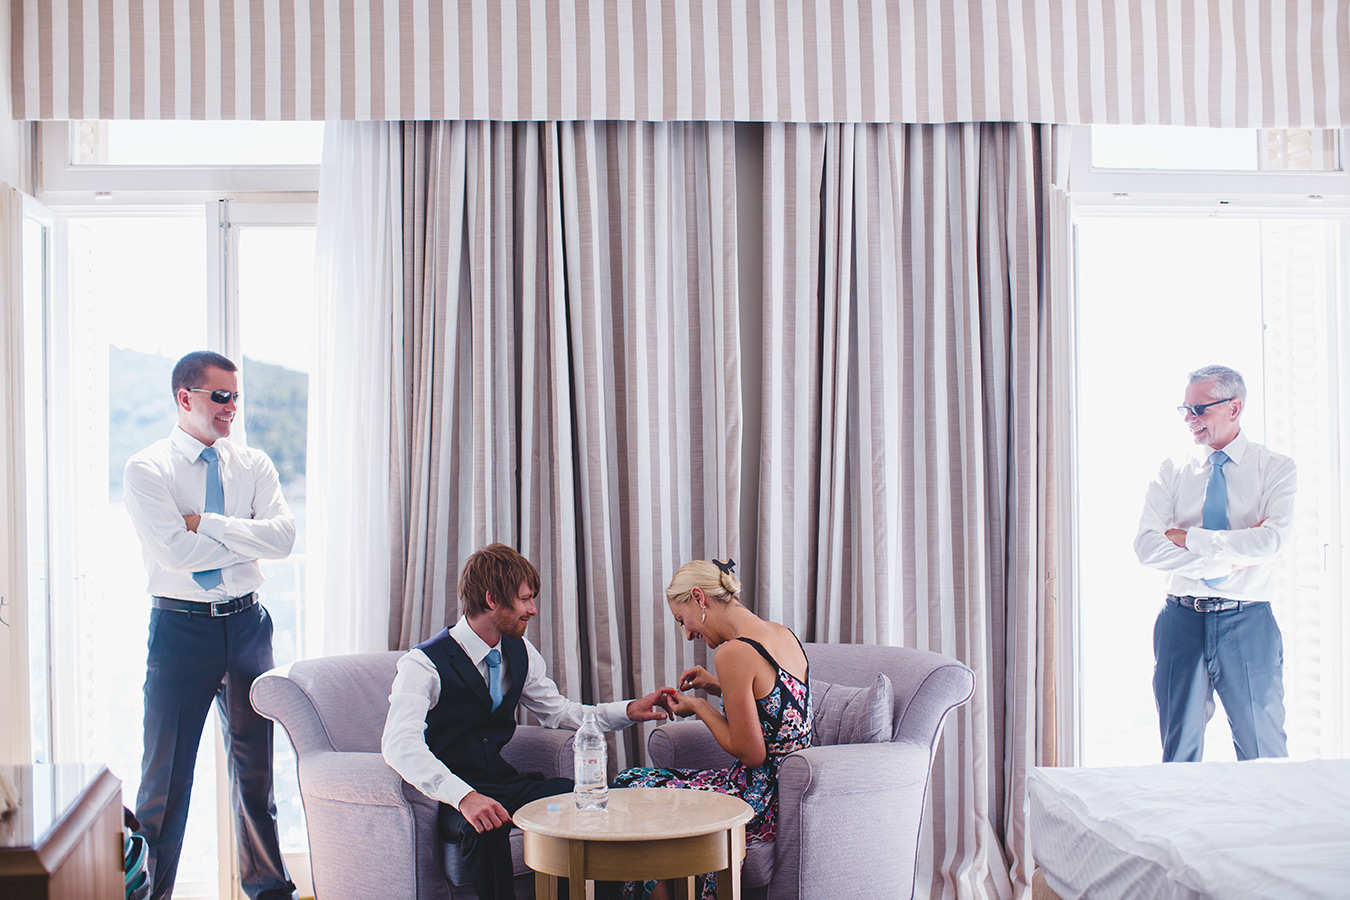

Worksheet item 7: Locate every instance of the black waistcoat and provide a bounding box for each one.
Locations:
[416,628,530,789]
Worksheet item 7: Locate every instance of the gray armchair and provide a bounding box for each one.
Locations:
[250,651,575,900]
[646,642,974,900]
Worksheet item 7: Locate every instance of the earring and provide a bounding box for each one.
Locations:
[701,608,707,623]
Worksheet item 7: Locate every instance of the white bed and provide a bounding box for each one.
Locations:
[1028,758,1350,900]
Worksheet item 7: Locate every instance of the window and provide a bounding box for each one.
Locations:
[73,120,325,167]
[27,122,319,899]
[39,120,321,202]
[1071,126,1350,766]
[231,210,317,859]
[1091,126,1340,172]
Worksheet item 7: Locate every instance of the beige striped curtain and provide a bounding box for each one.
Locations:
[757,122,1061,899]
[13,0,1349,126]
[391,120,741,766]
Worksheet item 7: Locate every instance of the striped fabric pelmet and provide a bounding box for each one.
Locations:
[11,0,1349,126]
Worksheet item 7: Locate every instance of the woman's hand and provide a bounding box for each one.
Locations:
[677,665,722,696]
[659,688,704,718]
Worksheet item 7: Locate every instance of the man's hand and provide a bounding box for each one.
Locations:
[1165,527,1187,548]
[184,514,202,533]
[627,690,675,722]
[458,791,512,833]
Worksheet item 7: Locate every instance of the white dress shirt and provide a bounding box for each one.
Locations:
[123,426,296,602]
[1134,430,1297,603]
[381,616,633,810]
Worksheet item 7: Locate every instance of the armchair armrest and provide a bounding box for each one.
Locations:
[647,720,735,770]
[770,741,933,900]
[888,656,974,749]
[297,731,576,808]
[776,742,930,796]
[295,750,435,900]
[252,664,337,756]
[299,750,418,807]
[502,724,577,779]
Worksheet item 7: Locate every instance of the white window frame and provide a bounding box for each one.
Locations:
[1062,125,1350,766]
[37,121,321,205]
[210,199,319,899]
[1,185,55,766]
[209,198,320,359]
[1069,127,1350,211]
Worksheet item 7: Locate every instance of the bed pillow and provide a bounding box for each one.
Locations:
[809,674,894,745]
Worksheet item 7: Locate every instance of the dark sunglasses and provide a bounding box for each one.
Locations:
[189,388,242,404]
[1177,398,1233,417]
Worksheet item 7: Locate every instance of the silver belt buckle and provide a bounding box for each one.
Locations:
[209,594,247,616]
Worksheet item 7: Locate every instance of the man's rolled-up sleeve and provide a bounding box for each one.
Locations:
[381,650,474,809]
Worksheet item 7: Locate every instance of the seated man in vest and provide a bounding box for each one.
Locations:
[381,542,675,900]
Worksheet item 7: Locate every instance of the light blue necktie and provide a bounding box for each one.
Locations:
[1201,449,1229,588]
[485,648,503,711]
[192,446,224,590]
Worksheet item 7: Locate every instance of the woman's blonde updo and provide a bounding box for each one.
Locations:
[666,558,741,607]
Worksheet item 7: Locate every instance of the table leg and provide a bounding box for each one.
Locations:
[568,840,594,900]
[673,876,697,900]
[714,866,740,900]
[716,827,743,900]
[535,871,558,900]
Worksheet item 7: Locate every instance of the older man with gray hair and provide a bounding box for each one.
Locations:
[1134,364,1296,762]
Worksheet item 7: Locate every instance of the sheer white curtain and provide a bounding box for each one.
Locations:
[308,121,402,656]
[756,122,1063,899]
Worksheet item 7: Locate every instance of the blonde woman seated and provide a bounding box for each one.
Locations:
[612,558,812,900]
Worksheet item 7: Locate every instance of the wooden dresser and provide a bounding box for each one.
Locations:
[0,764,124,900]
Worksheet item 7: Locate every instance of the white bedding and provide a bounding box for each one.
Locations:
[1028,759,1350,900]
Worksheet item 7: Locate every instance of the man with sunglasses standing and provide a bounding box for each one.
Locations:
[1135,364,1296,763]
[123,350,297,900]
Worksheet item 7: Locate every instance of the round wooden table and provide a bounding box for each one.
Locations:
[513,786,754,900]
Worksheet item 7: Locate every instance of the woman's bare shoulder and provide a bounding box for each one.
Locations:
[761,622,808,676]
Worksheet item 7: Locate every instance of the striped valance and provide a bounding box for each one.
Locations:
[11,0,1350,126]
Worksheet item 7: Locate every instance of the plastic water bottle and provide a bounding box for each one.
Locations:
[573,708,609,810]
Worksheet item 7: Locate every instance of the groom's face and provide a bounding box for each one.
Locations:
[489,580,538,639]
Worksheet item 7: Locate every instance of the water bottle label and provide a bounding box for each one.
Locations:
[577,757,604,781]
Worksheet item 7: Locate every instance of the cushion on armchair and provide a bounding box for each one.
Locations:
[809,674,894,744]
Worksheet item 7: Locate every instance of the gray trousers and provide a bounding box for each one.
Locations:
[134,602,295,900]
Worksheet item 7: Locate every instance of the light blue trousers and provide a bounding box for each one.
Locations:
[1152,597,1288,762]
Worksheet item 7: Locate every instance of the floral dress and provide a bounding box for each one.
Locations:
[611,636,813,900]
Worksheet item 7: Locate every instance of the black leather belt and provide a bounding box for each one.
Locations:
[1168,594,1242,613]
[152,592,257,617]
